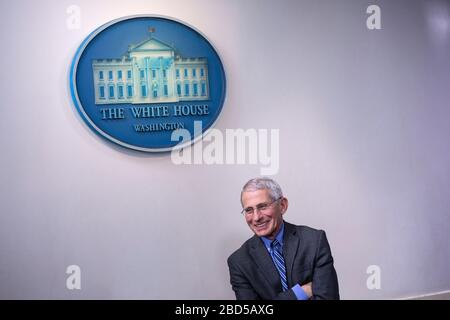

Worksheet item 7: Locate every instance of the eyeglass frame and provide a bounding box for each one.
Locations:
[240,196,283,216]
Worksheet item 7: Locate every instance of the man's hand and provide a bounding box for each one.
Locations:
[301,282,313,299]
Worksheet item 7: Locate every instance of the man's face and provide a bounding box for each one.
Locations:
[241,189,288,240]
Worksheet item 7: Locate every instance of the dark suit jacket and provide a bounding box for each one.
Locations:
[227,222,339,300]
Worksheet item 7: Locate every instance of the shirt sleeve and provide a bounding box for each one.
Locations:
[292,284,309,300]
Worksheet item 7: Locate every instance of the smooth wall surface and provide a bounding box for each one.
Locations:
[0,0,449,299]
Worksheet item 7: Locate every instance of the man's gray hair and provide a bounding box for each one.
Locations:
[241,177,283,204]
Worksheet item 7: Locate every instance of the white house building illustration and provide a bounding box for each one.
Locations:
[92,31,209,105]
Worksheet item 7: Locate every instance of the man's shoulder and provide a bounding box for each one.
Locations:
[227,223,326,263]
[285,222,325,239]
[227,235,258,265]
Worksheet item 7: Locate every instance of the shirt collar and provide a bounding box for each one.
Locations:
[261,221,285,251]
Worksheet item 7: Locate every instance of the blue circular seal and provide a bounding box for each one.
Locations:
[70,15,226,152]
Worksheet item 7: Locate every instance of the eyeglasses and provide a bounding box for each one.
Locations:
[241,197,283,215]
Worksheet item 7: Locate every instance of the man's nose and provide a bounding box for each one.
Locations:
[252,209,262,221]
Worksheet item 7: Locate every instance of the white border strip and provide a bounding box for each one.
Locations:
[397,289,450,300]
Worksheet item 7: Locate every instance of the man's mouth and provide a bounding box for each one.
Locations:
[254,221,269,229]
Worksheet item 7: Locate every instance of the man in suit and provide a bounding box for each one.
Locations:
[227,177,339,300]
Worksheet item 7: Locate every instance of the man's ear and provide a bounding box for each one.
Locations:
[280,197,288,214]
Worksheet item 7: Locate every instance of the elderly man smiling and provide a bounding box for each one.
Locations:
[227,177,340,300]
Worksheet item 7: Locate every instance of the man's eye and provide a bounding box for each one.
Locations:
[257,204,269,210]
[244,208,254,213]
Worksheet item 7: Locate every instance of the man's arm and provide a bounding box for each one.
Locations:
[227,257,261,300]
[310,230,340,300]
[228,257,311,300]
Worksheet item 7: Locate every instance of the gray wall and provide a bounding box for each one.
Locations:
[1,0,449,299]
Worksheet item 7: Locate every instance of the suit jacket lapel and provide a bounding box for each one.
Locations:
[283,222,301,287]
[249,235,282,293]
